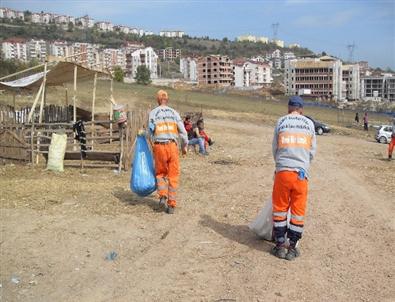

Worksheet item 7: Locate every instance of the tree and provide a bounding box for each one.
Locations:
[113,66,124,82]
[134,65,151,85]
[67,21,74,32]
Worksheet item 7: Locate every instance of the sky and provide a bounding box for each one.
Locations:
[2,0,395,69]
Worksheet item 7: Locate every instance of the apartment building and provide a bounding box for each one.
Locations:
[384,77,395,102]
[361,75,395,102]
[0,8,24,20]
[342,64,360,100]
[233,59,272,88]
[284,56,343,100]
[101,48,126,71]
[158,47,181,61]
[180,57,198,82]
[288,43,300,48]
[96,21,114,32]
[1,38,27,61]
[237,35,269,43]
[75,15,95,28]
[272,39,285,48]
[159,30,185,38]
[197,55,233,86]
[48,41,71,58]
[70,42,100,68]
[26,39,48,62]
[126,47,158,79]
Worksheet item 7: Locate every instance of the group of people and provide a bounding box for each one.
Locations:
[148,90,315,261]
[183,115,214,156]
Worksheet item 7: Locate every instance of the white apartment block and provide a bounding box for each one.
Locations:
[144,31,154,36]
[289,43,300,48]
[233,60,272,88]
[159,30,185,38]
[31,13,41,23]
[70,42,100,68]
[101,48,126,71]
[284,52,296,61]
[54,15,73,24]
[272,39,285,48]
[96,21,114,32]
[26,39,47,62]
[0,8,24,20]
[48,41,71,58]
[159,47,181,61]
[1,38,27,61]
[342,64,360,101]
[117,26,130,34]
[237,35,269,43]
[126,47,158,79]
[76,15,95,28]
[180,57,198,82]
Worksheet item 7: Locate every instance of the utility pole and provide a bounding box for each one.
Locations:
[347,42,356,62]
[272,23,279,40]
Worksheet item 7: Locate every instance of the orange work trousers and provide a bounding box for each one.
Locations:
[153,142,180,208]
[389,137,395,158]
[272,170,308,245]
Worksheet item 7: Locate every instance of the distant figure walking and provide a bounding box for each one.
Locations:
[363,112,369,131]
[355,112,359,124]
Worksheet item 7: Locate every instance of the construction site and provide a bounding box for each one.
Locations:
[0,52,394,302]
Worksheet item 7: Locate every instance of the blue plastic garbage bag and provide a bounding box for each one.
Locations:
[130,135,156,196]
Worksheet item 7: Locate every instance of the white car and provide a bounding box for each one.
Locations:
[375,125,393,144]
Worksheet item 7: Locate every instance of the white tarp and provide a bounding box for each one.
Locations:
[0,62,110,91]
[0,71,46,88]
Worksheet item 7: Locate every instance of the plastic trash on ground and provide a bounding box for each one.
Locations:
[130,134,156,196]
[249,198,290,241]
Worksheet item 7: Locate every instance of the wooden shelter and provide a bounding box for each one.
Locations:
[0,59,148,171]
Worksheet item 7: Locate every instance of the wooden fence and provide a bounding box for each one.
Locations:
[0,105,149,171]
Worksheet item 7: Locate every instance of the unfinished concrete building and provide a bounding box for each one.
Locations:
[197,55,233,86]
[342,64,360,101]
[361,75,395,102]
[284,56,343,100]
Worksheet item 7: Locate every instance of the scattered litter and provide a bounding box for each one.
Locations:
[105,251,118,261]
[0,283,2,288]
[29,280,37,286]
[199,241,213,244]
[11,277,20,284]
[75,267,80,271]
[113,169,120,175]
[161,231,170,240]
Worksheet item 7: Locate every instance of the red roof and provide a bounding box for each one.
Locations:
[2,37,26,44]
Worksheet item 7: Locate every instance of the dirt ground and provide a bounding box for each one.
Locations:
[0,117,394,302]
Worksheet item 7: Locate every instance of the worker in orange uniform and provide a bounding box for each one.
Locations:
[271,96,317,260]
[389,119,395,160]
[148,90,188,214]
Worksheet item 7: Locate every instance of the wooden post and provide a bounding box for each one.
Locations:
[109,78,113,143]
[91,72,97,150]
[30,114,35,166]
[118,126,123,173]
[37,63,47,164]
[38,63,47,124]
[73,65,78,123]
[64,84,68,106]
[27,82,44,123]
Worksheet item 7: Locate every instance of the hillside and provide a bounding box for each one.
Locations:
[0,18,314,58]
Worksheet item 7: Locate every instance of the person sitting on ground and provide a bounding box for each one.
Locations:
[187,120,208,155]
[184,115,193,133]
[197,119,214,149]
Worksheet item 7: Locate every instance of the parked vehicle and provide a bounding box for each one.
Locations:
[375,125,393,144]
[305,115,331,135]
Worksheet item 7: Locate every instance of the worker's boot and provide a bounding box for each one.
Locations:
[166,206,175,214]
[159,196,167,208]
[286,242,300,261]
[389,154,392,161]
[271,244,287,259]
